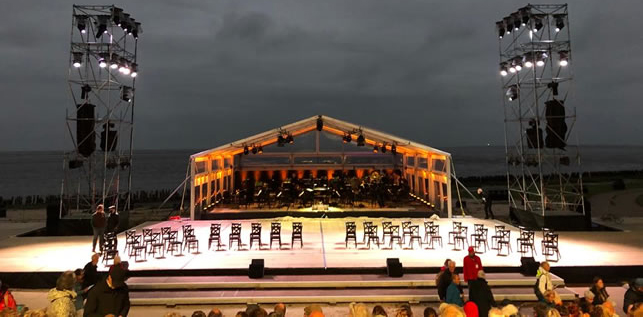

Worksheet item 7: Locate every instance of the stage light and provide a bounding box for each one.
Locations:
[523,52,534,68]
[95,15,108,38]
[558,51,569,66]
[130,63,138,77]
[506,85,518,101]
[519,7,530,26]
[536,52,547,67]
[509,65,516,73]
[496,21,505,39]
[381,143,387,153]
[533,16,544,32]
[286,133,294,144]
[391,144,397,155]
[257,145,263,154]
[503,17,513,34]
[121,13,131,32]
[512,13,521,31]
[554,14,565,32]
[76,15,87,34]
[243,145,249,155]
[547,82,559,96]
[118,58,129,74]
[513,57,523,71]
[356,134,365,146]
[373,145,379,153]
[277,134,285,147]
[499,62,508,76]
[120,86,133,102]
[132,22,141,39]
[343,133,352,143]
[251,145,258,154]
[81,84,91,99]
[98,58,107,68]
[111,7,123,26]
[316,115,323,131]
[109,54,120,69]
[72,52,83,68]
[127,18,136,35]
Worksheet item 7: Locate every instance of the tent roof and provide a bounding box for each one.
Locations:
[191,115,450,159]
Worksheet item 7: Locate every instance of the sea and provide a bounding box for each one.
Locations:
[1,146,643,198]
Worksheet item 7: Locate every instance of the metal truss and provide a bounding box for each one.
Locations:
[60,5,141,215]
[496,4,585,216]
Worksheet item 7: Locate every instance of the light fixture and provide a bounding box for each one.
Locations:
[496,21,505,39]
[118,58,129,74]
[373,145,379,153]
[343,133,352,143]
[251,145,258,154]
[130,63,138,77]
[72,52,83,68]
[111,7,123,26]
[76,15,87,34]
[499,62,508,76]
[558,51,569,66]
[286,133,294,144]
[132,22,141,39]
[513,57,523,71]
[95,15,108,38]
[381,143,387,153]
[277,134,285,147]
[120,86,133,102]
[506,84,518,101]
[512,13,521,31]
[243,145,249,155]
[81,84,91,99]
[109,54,119,69]
[503,16,513,34]
[523,52,534,68]
[316,115,323,131]
[519,7,530,26]
[257,145,263,154]
[533,15,544,32]
[554,14,565,32]
[356,133,365,146]
[536,52,547,67]
[509,65,516,73]
[391,144,397,155]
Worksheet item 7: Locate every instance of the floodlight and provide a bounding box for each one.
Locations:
[72,52,83,68]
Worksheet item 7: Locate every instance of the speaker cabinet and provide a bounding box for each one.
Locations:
[521,257,539,276]
[386,258,403,277]
[249,259,264,279]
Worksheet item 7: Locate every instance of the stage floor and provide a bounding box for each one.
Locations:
[0,217,641,273]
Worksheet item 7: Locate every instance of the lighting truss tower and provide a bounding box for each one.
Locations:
[61,5,141,215]
[495,4,584,218]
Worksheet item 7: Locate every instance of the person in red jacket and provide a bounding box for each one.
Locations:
[463,246,483,287]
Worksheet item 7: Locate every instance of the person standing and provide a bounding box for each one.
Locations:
[83,264,130,317]
[446,274,464,307]
[91,204,107,253]
[463,246,483,287]
[477,188,494,219]
[437,260,456,301]
[535,262,560,305]
[468,271,496,317]
[106,206,119,234]
[82,254,100,297]
[590,276,609,305]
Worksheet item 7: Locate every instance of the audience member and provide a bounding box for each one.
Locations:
[163,313,182,317]
[463,301,479,317]
[501,304,518,317]
[0,280,17,312]
[439,303,465,317]
[565,301,581,317]
[590,305,609,317]
[208,308,222,317]
[624,278,643,315]
[601,301,616,317]
[304,304,323,317]
[395,305,413,317]
[273,303,286,317]
[46,271,77,317]
[468,271,496,317]
[349,302,371,317]
[82,254,100,296]
[423,307,437,317]
[373,305,388,317]
[91,204,107,253]
[73,268,86,311]
[534,303,550,317]
[629,302,643,317]
[582,291,596,312]
[591,277,610,306]
[446,274,464,307]
[544,290,558,308]
[537,262,561,305]
[235,311,249,317]
[463,247,483,287]
[23,309,47,317]
[192,310,207,317]
[438,260,457,301]
[547,308,562,317]
[83,264,129,317]
[309,312,325,317]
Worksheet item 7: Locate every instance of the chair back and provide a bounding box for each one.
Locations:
[452,221,462,230]
[292,222,303,234]
[231,223,242,236]
[271,223,281,234]
[391,225,400,236]
[161,227,171,235]
[402,221,411,231]
[410,225,419,236]
[211,224,221,236]
[251,223,262,235]
[151,232,161,243]
[382,221,392,230]
[142,228,152,237]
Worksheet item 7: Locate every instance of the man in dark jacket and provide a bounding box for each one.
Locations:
[81,253,100,297]
[437,260,456,300]
[91,204,107,252]
[477,188,494,219]
[624,278,643,314]
[84,264,129,317]
[468,270,496,317]
[106,206,119,234]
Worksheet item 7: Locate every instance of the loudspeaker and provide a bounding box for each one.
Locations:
[76,103,96,157]
[249,259,264,279]
[386,258,403,277]
[46,204,60,236]
[520,257,539,276]
[545,99,567,149]
[100,123,118,152]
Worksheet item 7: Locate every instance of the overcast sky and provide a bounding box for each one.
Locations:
[1,0,642,151]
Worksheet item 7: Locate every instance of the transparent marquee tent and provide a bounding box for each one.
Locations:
[189,115,453,219]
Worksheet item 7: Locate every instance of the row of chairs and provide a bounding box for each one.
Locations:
[208,222,303,250]
[345,221,444,249]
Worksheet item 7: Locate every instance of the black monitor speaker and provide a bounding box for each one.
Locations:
[386,258,403,277]
[520,257,539,276]
[249,259,264,279]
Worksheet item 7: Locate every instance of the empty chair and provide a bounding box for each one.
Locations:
[427,224,443,249]
[401,221,413,243]
[208,223,222,250]
[149,232,165,258]
[131,235,147,262]
[249,223,262,249]
[388,225,403,249]
[541,228,555,254]
[491,225,506,250]
[366,225,380,249]
[184,228,199,253]
[345,222,357,248]
[229,223,242,250]
[423,221,434,243]
[361,221,373,244]
[270,222,282,249]
[474,228,489,253]
[448,221,462,245]
[517,229,536,257]
[124,230,137,253]
[160,227,172,246]
[181,224,192,241]
[496,229,512,256]
[452,225,468,251]
[470,224,485,246]
[167,231,183,256]
[542,233,560,262]
[102,237,118,265]
[382,222,393,244]
[142,228,153,250]
[291,222,303,248]
[407,225,422,249]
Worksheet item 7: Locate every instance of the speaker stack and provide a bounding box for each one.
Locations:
[76,103,96,157]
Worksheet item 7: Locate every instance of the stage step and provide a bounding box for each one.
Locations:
[127,273,565,290]
[129,287,578,306]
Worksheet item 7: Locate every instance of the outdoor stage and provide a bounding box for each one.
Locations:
[1,216,641,274]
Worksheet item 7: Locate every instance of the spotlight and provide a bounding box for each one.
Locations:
[547,82,559,96]
[121,13,131,32]
[391,144,397,155]
[554,14,565,32]
[536,52,548,67]
[558,51,569,66]
[519,7,530,26]
[513,57,523,71]
[533,15,544,32]
[316,115,323,131]
[506,85,519,101]
[503,16,513,34]
[120,86,133,102]
[512,13,521,31]
[523,52,534,68]
[496,21,505,39]
[131,22,141,39]
[118,58,129,74]
[95,16,108,38]
[251,146,258,154]
[257,145,263,154]
[72,52,83,68]
[343,133,352,143]
[356,133,365,146]
[81,84,92,99]
[243,145,249,155]
[381,143,387,153]
[111,7,123,26]
[509,65,516,73]
[76,15,87,34]
[98,58,107,68]
[109,54,120,69]
[286,133,294,144]
[373,145,379,153]
[277,134,286,147]
[130,63,138,77]
[499,62,508,76]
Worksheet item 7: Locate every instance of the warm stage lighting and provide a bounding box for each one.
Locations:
[373,145,379,153]
[391,144,397,155]
[286,133,294,144]
[257,145,263,154]
[243,145,249,155]
[72,52,83,68]
[381,143,387,153]
[558,51,569,66]
[356,134,365,146]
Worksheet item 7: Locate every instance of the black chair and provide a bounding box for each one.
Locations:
[470,224,485,246]
[542,233,560,262]
[249,223,262,250]
[181,224,192,240]
[345,222,357,248]
[448,221,462,245]
[541,228,554,254]
[423,221,434,244]
[361,221,373,244]
[497,229,512,256]
[292,222,303,248]
[453,226,468,251]
[142,228,153,251]
[366,225,380,249]
[382,222,393,244]
[427,224,443,249]
[517,230,536,257]
[124,230,137,253]
[401,221,412,243]
[160,226,172,247]
[270,222,282,249]
[131,235,147,262]
[208,223,222,250]
[388,225,403,249]
[474,228,489,253]
[184,228,199,253]
[167,231,183,256]
[229,223,242,250]
[407,225,422,249]
[491,225,506,250]
[149,232,165,258]
[102,237,118,265]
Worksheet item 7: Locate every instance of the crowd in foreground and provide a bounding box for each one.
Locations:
[0,246,642,317]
